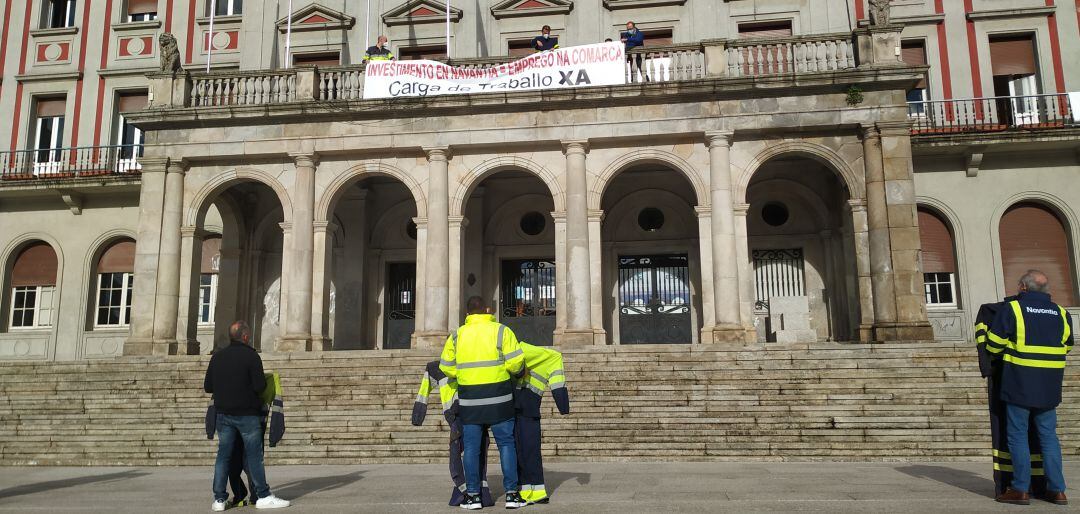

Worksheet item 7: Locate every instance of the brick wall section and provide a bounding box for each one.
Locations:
[0,342,1077,466]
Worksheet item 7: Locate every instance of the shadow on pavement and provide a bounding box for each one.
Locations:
[0,469,150,500]
[271,470,365,500]
[546,470,591,495]
[896,465,995,498]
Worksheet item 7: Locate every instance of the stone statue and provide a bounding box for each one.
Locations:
[868,0,891,27]
[158,33,181,73]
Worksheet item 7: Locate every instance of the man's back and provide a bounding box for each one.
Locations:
[440,313,524,425]
[205,343,267,416]
[987,291,1074,409]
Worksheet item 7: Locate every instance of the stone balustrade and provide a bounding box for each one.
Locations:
[724,32,857,78]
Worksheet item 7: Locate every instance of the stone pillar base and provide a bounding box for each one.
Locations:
[127,338,182,356]
[872,322,935,342]
[710,324,753,344]
[558,329,601,346]
[310,336,333,351]
[123,338,154,356]
[183,340,201,356]
[857,324,875,343]
[276,336,317,353]
[414,331,450,349]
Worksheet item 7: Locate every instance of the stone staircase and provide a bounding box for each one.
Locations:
[0,341,1077,466]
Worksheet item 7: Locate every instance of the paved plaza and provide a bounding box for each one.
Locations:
[0,461,1077,513]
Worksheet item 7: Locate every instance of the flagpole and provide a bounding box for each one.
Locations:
[445,0,451,59]
[207,0,217,72]
[365,0,371,50]
[284,0,293,68]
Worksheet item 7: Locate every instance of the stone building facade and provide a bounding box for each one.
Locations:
[0,0,1077,359]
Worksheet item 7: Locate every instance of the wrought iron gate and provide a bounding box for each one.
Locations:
[751,248,805,311]
[500,259,556,346]
[617,254,692,344]
[384,262,416,349]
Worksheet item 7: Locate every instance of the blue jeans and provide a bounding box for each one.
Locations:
[463,418,518,495]
[1005,403,1066,493]
[213,414,271,502]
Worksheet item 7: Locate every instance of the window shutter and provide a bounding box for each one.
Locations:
[201,236,222,274]
[999,203,1077,306]
[917,209,955,273]
[117,93,148,112]
[642,29,673,47]
[990,36,1036,76]
[738,22,793,39]
[97,240,136,273]
[11,242,58,287]
[901,40,928,88]
[36,98,66,117]
[128,0,157,15]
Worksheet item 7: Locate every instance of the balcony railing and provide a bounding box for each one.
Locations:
[162,32,871,109]
[908,94,1076,135]
[0,145,143,181]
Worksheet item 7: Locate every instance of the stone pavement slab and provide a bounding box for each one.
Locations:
[0,462,1077,513]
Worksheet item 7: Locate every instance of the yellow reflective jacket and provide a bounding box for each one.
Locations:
[440,314,525,425]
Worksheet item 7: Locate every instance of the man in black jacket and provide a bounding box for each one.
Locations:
[204,321,290,511]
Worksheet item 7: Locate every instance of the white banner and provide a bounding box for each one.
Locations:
[363,42,626,99]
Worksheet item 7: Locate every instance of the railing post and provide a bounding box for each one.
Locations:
[147,70,192,108]
[296,67,317,101]
[854,26,903,68]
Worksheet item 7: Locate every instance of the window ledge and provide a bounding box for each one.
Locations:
[112,19,162,33]
[91,326,131,331]
[16,71,83,83]
[196,15,243,26]
[892,14,946,25]
[29,26,79,38]
[966,6,1055,21]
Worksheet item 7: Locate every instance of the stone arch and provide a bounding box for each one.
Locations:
[451,155,564,217]
[736,141,864,203]
[603,188,699,241]
[370,200,421,250]
[81,230,138,329]
[989,191,1080,301]
[591,149,708,210]
[186,167,294,227]
[747,178,832,229]
[317,161,427,223]
[1,233,66,334]
[916,196,970,309]
[483,193,557,245]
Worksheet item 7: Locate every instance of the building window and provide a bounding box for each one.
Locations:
[32,98,66,173]
[989,34,1040,125]
[210,0,242,17]
[399,45,447,61]
[917,208,958,308]
[8,242,58,329]
[902,40,929,115]
[44,0,77,29]
[115,92,147,172]
[126,0,157,21]
[94,239,136,327]
[198,236,221,325]
[640,28,673,47]
[737,21,792,39]
[999,203,1077,306]
[293,52,341,67]
[508,39,535,57]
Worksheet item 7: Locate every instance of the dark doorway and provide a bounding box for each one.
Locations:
[500,259,556,346]
[383,262,416,349]
[617,254,692,344]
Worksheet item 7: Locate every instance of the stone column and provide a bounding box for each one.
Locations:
[176,226,202,355]
[705,131,745,342]
[561,140,595,345]
[694,206,717,343]
[411,217,428,349]
[552,212,568,335]
[311,220,336,350]
[151,158,186,355]
[848,199,875,342]
[733,202,756,341]
[417,147,451,347]
[878,121,934,340]
[279,153,318,352]
[862,125,898,335]
[448,215,468,327]
[587,209,605,341]
[125,156,168,355]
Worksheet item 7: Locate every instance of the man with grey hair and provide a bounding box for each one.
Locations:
[205,321,290,510]
[985,270,1074,505]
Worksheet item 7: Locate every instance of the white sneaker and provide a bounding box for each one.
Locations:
[255,495,291,509]
[211,500,227,512]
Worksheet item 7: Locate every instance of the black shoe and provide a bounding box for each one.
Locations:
[505,492,527,509]
[460,493,483,510]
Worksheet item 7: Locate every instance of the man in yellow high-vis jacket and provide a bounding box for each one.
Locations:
[440,296,527,510]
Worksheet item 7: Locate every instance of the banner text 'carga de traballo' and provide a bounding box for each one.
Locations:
[362,42,626,99]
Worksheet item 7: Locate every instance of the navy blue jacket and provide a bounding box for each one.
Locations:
[622,30,645,51]
[531,35,558,51]
[986,291,1074,409]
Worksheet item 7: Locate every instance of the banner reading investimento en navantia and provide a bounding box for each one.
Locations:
[362,42,626,99]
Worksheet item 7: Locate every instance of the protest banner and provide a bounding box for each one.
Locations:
[362,42,626,99]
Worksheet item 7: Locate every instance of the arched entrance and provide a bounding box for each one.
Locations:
[189,181,286,351]
[324,175,419,349]
[744,155,858,341]
[461,170,556,345]
[600,164,703,344]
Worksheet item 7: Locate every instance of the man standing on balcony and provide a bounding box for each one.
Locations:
[621,21,646,82]
[985,270,1073,506]
[205,321,290,511]
[532,25,558,52]
[364,35,395,62]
